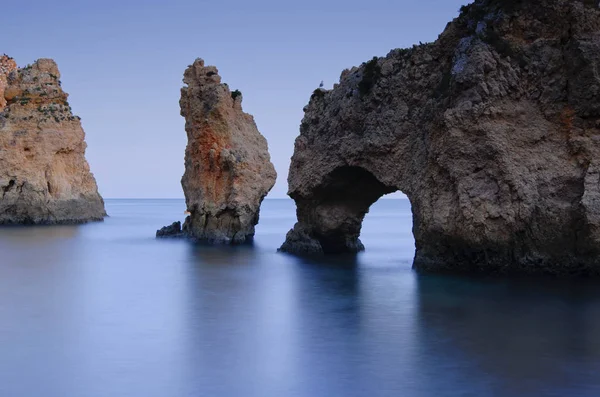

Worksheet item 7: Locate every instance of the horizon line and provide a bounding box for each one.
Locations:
[103,197,410,200]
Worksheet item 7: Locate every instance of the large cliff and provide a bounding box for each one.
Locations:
[280,0,600,275]
[157,59,276,243]
[0,56,105,224]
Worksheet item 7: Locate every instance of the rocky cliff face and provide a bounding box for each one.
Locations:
[157,59,276,243]
[0,57,105,224]
[280,0,600,275]
[0,55,17,110]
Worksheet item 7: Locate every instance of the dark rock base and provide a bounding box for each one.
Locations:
[156,221,183,238]
[156,220,255,245]
[278,223,365,255]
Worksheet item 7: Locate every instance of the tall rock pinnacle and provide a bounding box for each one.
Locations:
[157,59,276,243]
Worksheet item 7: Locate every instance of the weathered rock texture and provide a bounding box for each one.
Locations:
[0,57,105,224]
[280,0,600,275]
[0,55,17,110]
[158,59,276,243]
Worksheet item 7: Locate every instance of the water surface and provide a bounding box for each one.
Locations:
[0,199,599,396]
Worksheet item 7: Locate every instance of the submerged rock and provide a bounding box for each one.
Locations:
[0,56,105,224]
[280,0,600,275]
[157,59,276,244]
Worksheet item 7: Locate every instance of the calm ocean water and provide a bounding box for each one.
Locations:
[1,199,600,396]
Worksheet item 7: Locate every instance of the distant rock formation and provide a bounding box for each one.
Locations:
[280,0,600,275]
[0,56,105,224]
[157,59,276,243]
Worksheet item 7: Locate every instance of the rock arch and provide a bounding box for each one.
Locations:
[280,0,600,275]
[280,166,399,254]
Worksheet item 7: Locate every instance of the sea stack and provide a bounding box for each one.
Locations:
[157,59,276,243]
[0,56,105,224]
[280,0,600,275]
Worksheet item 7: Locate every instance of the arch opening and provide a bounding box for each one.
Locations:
[292,166,401,254]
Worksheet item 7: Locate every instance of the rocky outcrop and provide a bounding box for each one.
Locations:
[156,221,183,237]
[0,57,105,224]
[157,59,276,243]
[280,0,600,275]
[0,55,17,110]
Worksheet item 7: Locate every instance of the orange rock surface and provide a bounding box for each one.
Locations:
[0,57,105,224]
[158,59,276,243]
[0,55,17,109]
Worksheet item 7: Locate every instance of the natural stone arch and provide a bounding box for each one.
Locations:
[281,0,600,275]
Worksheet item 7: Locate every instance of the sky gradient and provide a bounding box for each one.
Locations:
[5,0,467,198]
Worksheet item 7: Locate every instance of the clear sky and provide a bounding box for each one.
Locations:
[4,0,467,198]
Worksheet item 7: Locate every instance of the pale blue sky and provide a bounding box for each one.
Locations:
[5,0,467,198]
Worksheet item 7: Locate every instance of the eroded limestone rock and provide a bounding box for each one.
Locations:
[280,0,600,275]
[158,59,276,243]
[0,55,17,110]
[0,57,105,224]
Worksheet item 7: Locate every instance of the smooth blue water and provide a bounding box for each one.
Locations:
[1,199,600,397]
